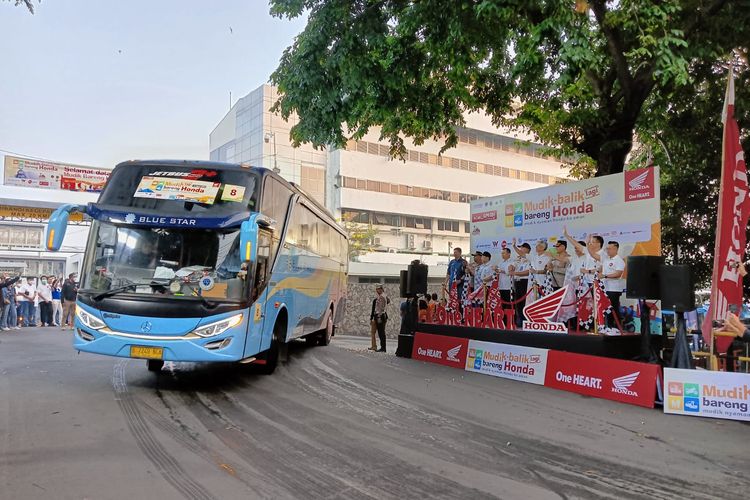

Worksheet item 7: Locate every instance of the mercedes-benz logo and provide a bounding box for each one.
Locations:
[141,321,152,333]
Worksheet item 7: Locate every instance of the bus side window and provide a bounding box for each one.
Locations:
[253,230,272,301]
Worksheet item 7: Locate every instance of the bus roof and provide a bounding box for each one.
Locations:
[114,160,346,238]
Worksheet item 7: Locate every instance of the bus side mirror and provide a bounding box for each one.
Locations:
[239,220,257,262]
[46,204,83,251]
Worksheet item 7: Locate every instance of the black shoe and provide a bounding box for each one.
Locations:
[377,348,386,352]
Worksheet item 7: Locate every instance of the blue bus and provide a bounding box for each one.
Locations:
[46,160,348,373]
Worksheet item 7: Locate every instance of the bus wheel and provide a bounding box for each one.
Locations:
[147,360,164,372]
[318,313,334,346]
[258,323,281,375]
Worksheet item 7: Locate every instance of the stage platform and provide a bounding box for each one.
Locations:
[414,323,644,360]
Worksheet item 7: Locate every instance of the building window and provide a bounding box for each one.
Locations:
[356,179,366,190]
[372,212,399,226]
[343,176,357,188]
[464,222,471,233]
[438,219,460,232]
[342,210,370,224]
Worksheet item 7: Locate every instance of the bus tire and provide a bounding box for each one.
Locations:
[318,312,334,346]
[147,359,164,372]
[259,322,282,375]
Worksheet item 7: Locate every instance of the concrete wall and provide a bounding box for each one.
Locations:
[340,283,443,339]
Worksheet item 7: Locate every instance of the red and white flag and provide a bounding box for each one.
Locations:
[702,68,750,351]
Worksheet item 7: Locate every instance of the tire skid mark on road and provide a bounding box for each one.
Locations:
[134,390,272,496]
[282,350,733,499]
[177,389,360,499]
[112,360,216,500]
[205,385,497,500]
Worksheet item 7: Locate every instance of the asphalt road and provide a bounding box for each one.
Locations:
[1,327,748,500]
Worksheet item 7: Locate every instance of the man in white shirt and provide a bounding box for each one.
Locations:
[17,277,37,327]
[601,241,626,328]
[37,276,53,327]
[509,242,531,327]
[527,240,551,305]
[563,228,599,288]
[495,248,513,309]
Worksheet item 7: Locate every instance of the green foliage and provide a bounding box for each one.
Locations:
[5,0,37,13]
[270,0,750,177]
[340,220,377,261]
[635,57,750,288]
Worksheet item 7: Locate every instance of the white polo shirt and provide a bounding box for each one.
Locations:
[602,254,626,292]
[496,259,513,290]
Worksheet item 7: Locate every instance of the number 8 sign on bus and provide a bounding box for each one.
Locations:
[221,184,245,202]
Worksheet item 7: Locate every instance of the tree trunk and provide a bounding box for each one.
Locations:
[594,121,636,177]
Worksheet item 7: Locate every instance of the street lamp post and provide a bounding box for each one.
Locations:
[264,132,280,173]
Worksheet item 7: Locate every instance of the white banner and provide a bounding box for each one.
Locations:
[465,340,548,385]
[469,167,661,262]
[664,368,750,422]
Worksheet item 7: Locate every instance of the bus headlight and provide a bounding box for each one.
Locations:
[76,306,106,330]
[192,314,243,338]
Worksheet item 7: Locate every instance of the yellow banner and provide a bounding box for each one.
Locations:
[0,205,84,222]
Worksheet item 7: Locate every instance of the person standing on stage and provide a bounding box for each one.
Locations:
[549,241,570,291]
[586,234,606,268]
[445,247,467,307]
[601,241,625,328]
[564,228,598,288]
[527,240,552,305]
[496,248,513,310]
[509,241,531,327]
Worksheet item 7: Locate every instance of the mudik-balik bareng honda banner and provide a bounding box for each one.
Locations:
[467,168,661,333]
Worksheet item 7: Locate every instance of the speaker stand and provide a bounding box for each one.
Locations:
[638,300,661,364]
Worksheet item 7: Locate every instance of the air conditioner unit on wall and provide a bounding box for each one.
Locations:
[373,237,381,246]
[422,240,432,250]
[406,234,416,249]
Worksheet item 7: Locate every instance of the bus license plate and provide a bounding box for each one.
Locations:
[130,346,163,360]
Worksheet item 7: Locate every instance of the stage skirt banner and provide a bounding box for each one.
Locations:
[465,340,548,385]
[664,368,750,422]
[544,351,660,408]
[411,332,469,369]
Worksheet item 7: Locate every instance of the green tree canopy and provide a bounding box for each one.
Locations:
[633,56,750,288]
[271,0,750,177]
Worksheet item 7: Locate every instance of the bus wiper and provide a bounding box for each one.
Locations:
[195,293,218,309]
[93,284,137,301]
[93,279,171,301]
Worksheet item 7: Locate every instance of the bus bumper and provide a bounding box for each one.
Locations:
[72,319,249,363]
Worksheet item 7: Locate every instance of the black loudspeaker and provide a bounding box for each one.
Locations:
[659,264,695,311]
[406,263,428,296]
[399,270,409,298]
[626,256,665,299]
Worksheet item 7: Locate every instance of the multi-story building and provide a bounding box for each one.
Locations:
[210,84,569,283]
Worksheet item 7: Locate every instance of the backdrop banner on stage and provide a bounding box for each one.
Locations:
[664,368,750,422]
[465,167,661,334]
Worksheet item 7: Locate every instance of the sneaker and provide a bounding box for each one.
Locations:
[1,327,9,331]
[14,326,21,330]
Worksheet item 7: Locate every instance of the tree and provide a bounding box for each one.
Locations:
[633,56,750,288]
[5,0,37,13]
[340,220,378,261]
[270,0,750,177]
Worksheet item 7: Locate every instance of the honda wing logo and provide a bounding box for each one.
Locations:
[446,345,462,363]
[611,371,640,397]
[522,286,568,333]
[628,170,649,190]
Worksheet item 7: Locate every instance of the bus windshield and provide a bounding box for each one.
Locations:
[80,220,250,302]
[97,164,259,215]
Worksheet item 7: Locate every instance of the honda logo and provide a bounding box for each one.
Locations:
[611,371,640,397]
[522,286,569,333]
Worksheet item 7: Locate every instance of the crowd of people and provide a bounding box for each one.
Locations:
[0,273,78,331]
[444,227,627,331]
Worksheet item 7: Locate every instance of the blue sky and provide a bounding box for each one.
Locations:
[0,1,307,168]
